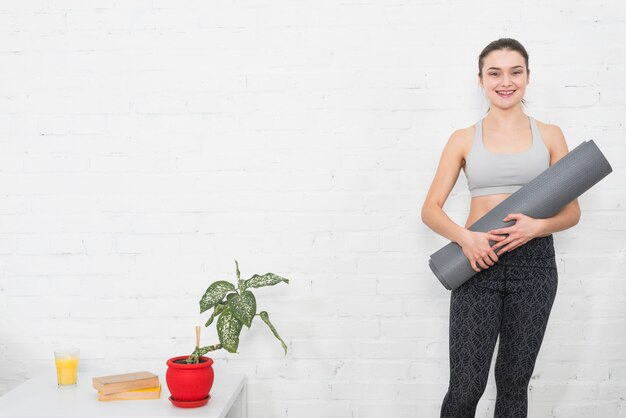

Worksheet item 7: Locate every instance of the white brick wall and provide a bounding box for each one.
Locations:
[1,1,625,417]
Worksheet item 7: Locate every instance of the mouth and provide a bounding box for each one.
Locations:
[496,90,516,98]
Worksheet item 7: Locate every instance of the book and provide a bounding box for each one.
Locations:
[92,371,159,395]
[98,384,161,401]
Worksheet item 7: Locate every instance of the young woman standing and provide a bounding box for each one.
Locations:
[421,38,581,417]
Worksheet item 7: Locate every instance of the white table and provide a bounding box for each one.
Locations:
[0,372,246,418]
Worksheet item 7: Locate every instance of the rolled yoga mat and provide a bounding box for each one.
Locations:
[429,140,613,291]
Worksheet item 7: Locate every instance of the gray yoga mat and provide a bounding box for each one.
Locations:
[429,140,613,291]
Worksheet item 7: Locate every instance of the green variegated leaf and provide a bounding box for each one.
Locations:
[205,303,226,327]
[242,273,289,291]
[217,307,243,353]
[259,311,288,355]
[235,260,244,292]
[199,281,236,313]
[227,291,256,328]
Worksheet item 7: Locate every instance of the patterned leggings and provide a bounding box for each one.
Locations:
[440,235,558,418]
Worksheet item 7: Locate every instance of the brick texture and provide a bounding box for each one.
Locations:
[1,1,625,417]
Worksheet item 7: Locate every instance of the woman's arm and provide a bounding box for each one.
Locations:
[535,200,580,237]
[422,129,505,271]
[489,124,581,253]
[420,129,469,244]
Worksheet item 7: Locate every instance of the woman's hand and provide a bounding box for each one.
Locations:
[459,230,507,272]
[488,213,546,254]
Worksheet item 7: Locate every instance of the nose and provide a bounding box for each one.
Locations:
[501,74,512,86]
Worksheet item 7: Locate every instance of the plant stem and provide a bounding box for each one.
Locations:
[199,343,223,353]
[186,343,224,364]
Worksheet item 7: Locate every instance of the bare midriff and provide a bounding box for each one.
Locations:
[465,193,511,228]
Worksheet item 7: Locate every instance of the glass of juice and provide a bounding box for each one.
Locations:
[54,348,79,388]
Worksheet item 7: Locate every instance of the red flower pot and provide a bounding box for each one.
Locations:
[166,356,214,405]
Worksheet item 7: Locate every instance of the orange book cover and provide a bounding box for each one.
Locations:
[98,384,161,401]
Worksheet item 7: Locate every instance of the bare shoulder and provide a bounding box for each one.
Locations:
[454,124,476,141]
[446,124,475,158]
[535,119,567,146]
[535,119,569,162]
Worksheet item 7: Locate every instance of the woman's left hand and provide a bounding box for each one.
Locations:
[488,213,546,254]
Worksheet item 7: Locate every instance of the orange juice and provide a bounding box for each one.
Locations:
[54,350,79,387]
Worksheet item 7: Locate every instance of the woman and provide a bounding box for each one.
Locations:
[421,38,581,418]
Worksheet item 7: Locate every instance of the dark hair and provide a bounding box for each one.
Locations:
[478,38,529,78]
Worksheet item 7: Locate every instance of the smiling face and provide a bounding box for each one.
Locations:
[479,48,529,110]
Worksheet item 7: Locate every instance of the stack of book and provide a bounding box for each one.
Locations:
[92,371,161,401]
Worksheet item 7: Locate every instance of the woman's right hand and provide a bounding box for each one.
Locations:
[458,230,506,272]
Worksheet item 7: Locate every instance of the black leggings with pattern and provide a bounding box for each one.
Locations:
[440,235,558,418]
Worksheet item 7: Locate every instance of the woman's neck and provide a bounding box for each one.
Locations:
[485,106,527,129]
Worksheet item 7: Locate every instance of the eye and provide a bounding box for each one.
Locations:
[489,72,499,77]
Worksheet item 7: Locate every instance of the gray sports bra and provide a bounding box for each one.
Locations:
[465,116,550,197]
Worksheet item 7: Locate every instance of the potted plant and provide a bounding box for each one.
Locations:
[166,259,289,408]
